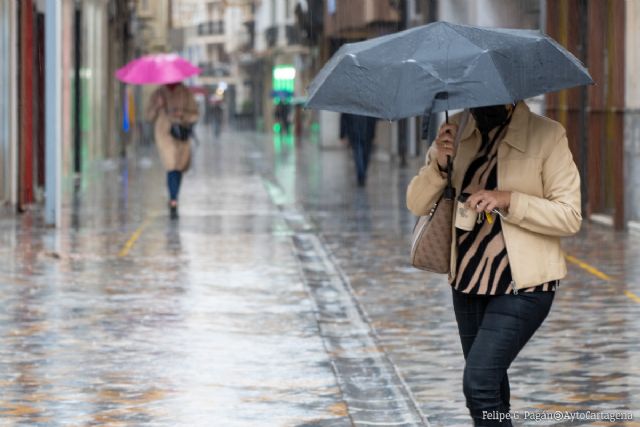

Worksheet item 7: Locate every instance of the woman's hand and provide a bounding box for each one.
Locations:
[467,190,511,213]
[434,123,458,170]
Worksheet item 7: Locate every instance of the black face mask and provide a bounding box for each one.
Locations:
[470,105,509,134]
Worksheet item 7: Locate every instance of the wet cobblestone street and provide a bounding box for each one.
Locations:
[1,128,639,426]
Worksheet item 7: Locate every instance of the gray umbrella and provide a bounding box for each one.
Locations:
[305,21,593,136]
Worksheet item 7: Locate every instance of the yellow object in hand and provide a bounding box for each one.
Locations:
[485,212,494,224]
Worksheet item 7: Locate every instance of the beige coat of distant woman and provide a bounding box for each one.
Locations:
[145,83,199,172]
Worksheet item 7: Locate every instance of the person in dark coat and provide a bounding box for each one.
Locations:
[275,99,291,134]
[340,113,377,186]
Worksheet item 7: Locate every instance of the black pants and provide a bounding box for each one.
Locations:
[167,170,183,202]
[349,135,373,184]
[451,287,555,426]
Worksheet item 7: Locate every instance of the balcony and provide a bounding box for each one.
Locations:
[285,25,302,46]
[198,61,232,78]
[197,20,225,36]
[265,26,278,48]
[264,25,304,49]
[242,21,255,51]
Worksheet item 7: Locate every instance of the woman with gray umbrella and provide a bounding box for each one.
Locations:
[407,100,582,426]
[306,21,592,426]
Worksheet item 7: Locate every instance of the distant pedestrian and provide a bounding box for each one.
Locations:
[206,94,224,138]
[275,99,290,134]
[407,101,582,426]
[212,102,223,138]
[340,113,377,186]
[294,104,303,139]
[145,82,199,219]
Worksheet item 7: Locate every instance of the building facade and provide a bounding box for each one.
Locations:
[135,0,171,54]
[0,0,133,214]
[170,0,255,128]
[544,0,637,231]
[249,0,312,131]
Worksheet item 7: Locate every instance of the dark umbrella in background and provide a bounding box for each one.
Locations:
[305,21,593,138]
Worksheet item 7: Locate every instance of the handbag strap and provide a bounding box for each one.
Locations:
[443,109,470,200]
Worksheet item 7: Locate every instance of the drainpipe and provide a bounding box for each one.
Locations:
[398,0,408,167]
[74,4,82,175]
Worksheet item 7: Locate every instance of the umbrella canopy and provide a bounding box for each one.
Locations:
[305,21,593,123]
[115,53,201,85]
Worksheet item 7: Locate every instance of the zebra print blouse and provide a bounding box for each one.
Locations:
[452,124,558,295]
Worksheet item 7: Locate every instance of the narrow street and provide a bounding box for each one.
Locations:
[1,127,639,426]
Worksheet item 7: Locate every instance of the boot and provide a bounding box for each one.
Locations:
[169,201,179,220]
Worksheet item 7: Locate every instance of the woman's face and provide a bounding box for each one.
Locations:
[470,104,511,133]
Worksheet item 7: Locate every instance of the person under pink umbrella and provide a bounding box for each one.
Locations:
[117,54,201,219]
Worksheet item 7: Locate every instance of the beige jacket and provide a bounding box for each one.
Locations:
[406,101,582,291]
[146,84,199,172]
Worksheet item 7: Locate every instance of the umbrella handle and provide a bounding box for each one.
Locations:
[420,92,448,140]
[443,154,454,199]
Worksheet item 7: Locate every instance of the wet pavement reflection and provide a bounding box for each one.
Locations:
[1,126,639,426]
[0,128,349,426]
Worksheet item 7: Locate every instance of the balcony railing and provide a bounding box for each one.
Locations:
[198,61,232,77]
[243,21,255,51]
[265,26,278,48]
[264,25,304,49]
[285,25,302,46]
[197,21,225,37]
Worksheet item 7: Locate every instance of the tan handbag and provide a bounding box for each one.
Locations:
[410,110,470,273]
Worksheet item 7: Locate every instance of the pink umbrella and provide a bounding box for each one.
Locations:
[115,53,201,85]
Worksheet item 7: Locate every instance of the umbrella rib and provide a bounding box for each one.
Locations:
[447,23,539,48]
[543,38,592,80]
[486,50,515,101]
[443,23,516,102]
[445,24,489,51]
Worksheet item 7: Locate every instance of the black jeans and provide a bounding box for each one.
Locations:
[349,135,373,183]
[167,170,183,202]
[451,287,555,426]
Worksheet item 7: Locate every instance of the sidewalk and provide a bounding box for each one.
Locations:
[0,126,639,426]
[251,129,640,426]
[0,129,351,426]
